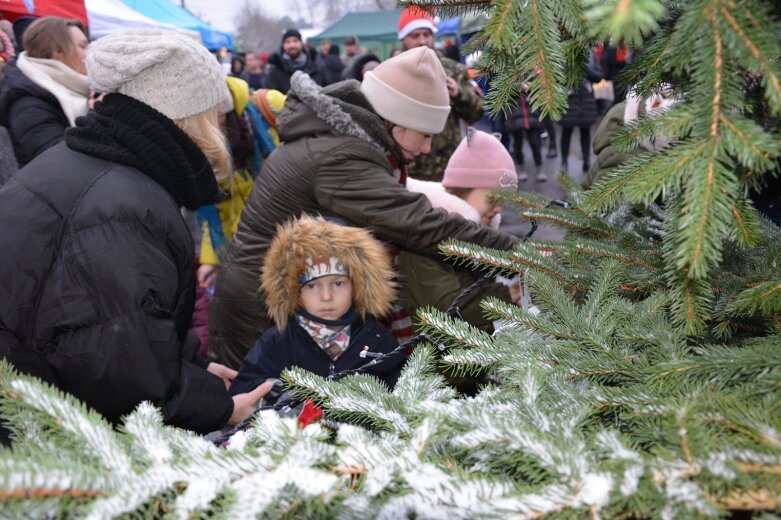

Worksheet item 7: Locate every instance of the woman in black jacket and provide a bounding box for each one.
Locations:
[559,52,604,173]
[0,29,267,440]
[0,17,90,166]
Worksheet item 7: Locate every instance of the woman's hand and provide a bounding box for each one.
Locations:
[88,91,106,110]
[197,263,218,290]
[229,380,275,425]
[446,77,459,98]
[508,280,522,306]
[207,362,237,390]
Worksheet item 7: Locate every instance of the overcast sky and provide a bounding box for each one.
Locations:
[182,0,288,31]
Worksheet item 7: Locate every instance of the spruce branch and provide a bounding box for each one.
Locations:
[481,297,579,340]
[648,340,781,387]
[521,208,620,239]
[728,196,763,248]
[611,105,693,153]
[727,281,781,316]
[491,189,550,210]
[583,0,665,46]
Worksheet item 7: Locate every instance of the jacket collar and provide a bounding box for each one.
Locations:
[280,71,404,164]
[64,93,220,210]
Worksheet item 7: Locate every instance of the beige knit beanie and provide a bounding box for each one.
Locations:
[360,46,450,134]
[86,29,229,121]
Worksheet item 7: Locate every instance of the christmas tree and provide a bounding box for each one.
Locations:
[0,0,779,517]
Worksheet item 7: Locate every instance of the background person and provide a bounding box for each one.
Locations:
[397,7,484,183]
[340,35,366,75]
[263,28,321,94]
[0,16,89,166]
[343,53,380,82]
[240,51,266,90]
[320,43,345,86]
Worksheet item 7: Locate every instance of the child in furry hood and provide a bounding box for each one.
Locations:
[401,129,521,335]
[230,216,406,396]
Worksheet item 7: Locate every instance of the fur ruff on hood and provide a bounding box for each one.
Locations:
[406,177,501,230]
[261,215,396,330]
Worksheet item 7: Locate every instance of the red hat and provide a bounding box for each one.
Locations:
[259,51,268,63]
[398,7,436,40]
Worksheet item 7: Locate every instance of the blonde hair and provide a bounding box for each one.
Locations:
[176,107,233,180]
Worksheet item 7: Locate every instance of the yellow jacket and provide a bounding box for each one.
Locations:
[199,77,285,265]
[200,169,254,265]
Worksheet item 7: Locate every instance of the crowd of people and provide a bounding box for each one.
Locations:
[0,7,691,440]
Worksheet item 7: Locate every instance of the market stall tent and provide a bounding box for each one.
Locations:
[307,8,403,59]
[86,0,199,40]
[0,0,87,25]
[120,0,232,50]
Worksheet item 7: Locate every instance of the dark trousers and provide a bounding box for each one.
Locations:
[542,118,556,151]
[512,128,542,166]
[490,113,511,150]
[561,126,591,164]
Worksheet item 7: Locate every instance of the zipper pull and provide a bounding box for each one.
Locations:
[329,363,335,375]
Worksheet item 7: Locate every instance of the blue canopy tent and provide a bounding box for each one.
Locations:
[436,16,459,36]
[121,0,233,50]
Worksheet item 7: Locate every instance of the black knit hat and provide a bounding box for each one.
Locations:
[282,28,302,44]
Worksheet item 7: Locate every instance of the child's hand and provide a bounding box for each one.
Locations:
[197,264,218,290]
[508,280,522,306]
[229,380,275,425]
[207,362,237,390]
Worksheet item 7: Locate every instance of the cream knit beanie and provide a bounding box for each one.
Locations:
[86,29,229,121]
[360,47,450,134]
[443,129,518,190]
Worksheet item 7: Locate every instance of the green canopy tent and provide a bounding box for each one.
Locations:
[307,8,403,60]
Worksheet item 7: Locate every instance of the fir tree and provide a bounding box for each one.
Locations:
[404,0,781,331]
[0,1,780,518]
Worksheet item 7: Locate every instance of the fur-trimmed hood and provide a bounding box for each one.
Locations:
[261,215,396,330]
[278,71,403,164]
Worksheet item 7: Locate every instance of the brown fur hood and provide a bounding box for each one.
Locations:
[261,215,396,330]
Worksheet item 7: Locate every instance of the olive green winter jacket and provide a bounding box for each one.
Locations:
[209,73,518,368]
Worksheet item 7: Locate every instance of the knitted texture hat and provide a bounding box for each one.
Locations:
[86,29,229,121]
[360,46,450,134]
[442,129,518,190]
[282,28,302,43]
[221,76,250,115]
[398,7,437,40]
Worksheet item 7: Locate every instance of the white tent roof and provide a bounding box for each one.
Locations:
[86,0,201,41]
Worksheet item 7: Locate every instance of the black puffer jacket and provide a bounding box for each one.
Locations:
[506,95,542,131]
[0,94,233,434]
[262,51,322,94]
[559,81,599,128]
[0,58,69,166]
[209,73,519,368]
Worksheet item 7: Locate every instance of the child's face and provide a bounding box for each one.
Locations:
[463,188,502,226]
[300,275,353,320]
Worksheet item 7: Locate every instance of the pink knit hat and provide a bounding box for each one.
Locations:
[442,129,518,190]
[360,46,450,134]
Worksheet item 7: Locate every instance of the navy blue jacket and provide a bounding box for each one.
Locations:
[231,316,405,396]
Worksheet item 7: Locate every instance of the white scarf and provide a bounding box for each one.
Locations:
[16,52,90,126]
